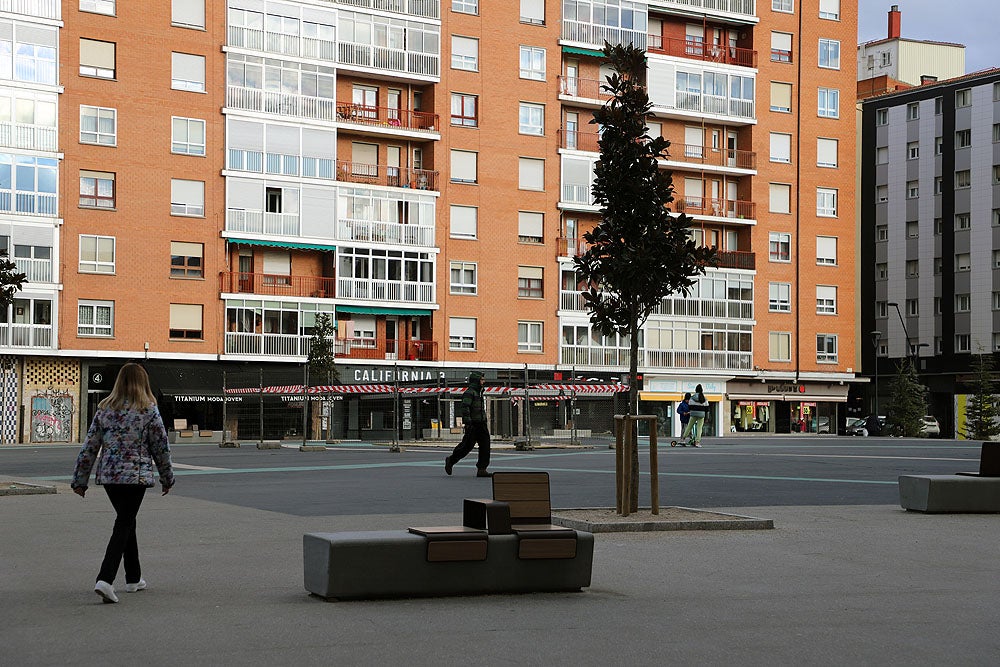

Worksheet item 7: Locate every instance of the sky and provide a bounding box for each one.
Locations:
[858,1,997,74]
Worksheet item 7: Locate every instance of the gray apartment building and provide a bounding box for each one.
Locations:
[861,68,1000,437]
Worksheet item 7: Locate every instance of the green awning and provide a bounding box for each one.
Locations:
[562,46,605,58]
[227,238,336,251]
[337,305,432,316]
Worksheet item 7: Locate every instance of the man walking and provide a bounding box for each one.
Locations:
[445,371,491,477]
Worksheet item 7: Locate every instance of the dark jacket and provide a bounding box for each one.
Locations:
[460,384,487,425]
[677,400,690,424]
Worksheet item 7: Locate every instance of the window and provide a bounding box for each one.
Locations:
[771,32,792,63]
[78,300,113,337]
[769,232,791,262]
[956,170,971,188]
[262,251,291,285]
[769,282,791,312]
[81,0,115,15]
[769,183,791,213]
[171,117,206,155]
[880,51,891,66]
[956,88,972,107]
[518,266,544,298]
[906,102,919,120]
[451,93,477,127]
[169,304,203,339]
[876,108,888,125]
[80,39,115,78]
[994,249,1000,268]
[769,332,791,362]
[78,235,115,274]
[955,129,972,148]
[906,181,919,199]
[906,221,919,238]
[450,205,477,239]
[518,321,543,353]
[518,212,544,243]
[876,147,888,164]
[934,177,943,195]
[172,52,205,92]
[519,46,545,80]
[819,0,839,19]
[876,263,888,279]
[816,236,837,265]
[935,137,943,155]
[876,185,888,202]
[934,258,942,275]
[80,106,116,146]
[816,285,836,314]
[520,0,545,25]
[956,213,971,230]
[996,82,1000,101]
[816,188,837,217]
[816,334,838,363]
[770,133,791,163]
[935,97,943,115]
[451,36,479,71]
[994,124,1000,143]
[818,39,840,69]
[449,261,477,294]
[519,157,544,191]
[876,225,888,242]
[817,138,838,168]
[170,179,205,216]
[877,301,888,317]
[994,166,1000,185]
[79,171,115,208]
[955,334,971,353]
[906,260,919,278]
[450,150,478,183]
[772,0,793,12]
[934,297,941,314]
[170,241,203,278]
[172,0,205,28]
[817,88,839,118]
[995,209,1000,227]
[449,317,476,350]
[906,298,919,316]
[519,102,544,135]
[994,291,1000,311]
[907,141,919,159]
[956,294,971,312]
[956,253,971,271]
[453,0,478,13]
[770,82,792,113]
[934,218,943,234]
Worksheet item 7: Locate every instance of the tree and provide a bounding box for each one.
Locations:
[307,313,339,384]
[884,358,928,437]
[0,248,26,308]
[574,43,716,511]
[963,349,1000,441]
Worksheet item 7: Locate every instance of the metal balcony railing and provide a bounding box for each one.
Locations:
[558,76,614,101]
[668,143,756,170]
[561,20,647,50]
[335,160,438,191]
[556,236,589,258]
[1,0,60,20]
[714,250,756,271]
[335,337,437,361]
[0,323,53,348]
[220,272,336,298]
[226,86,338,122]
[336,103,438,132]
[560,346,753,370]
[0,191,57,217]
[226,209,301,237]
[337,42,439,77]
[650,0,756,19]
[15,257,53,283]
[225,332,311,357]
[228,26,337,62]
[0,122,57,152]
[337,277,434,304]
[677,197,756,220]
[322,0,439,19]
[648,36,757,68]
[338,219,435,247]
[559,129,600,153]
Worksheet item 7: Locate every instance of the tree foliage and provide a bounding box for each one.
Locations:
[0,249,26,308]
[884,358,928,437]
[963,350,1000,441]
[307,313,339,384]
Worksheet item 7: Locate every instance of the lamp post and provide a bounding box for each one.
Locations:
[870,330,882,417]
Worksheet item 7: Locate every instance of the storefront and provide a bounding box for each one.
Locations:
[638,377,726,437]
[726,380,849,434]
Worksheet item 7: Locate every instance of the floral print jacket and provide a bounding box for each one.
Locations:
[71,405,175,489]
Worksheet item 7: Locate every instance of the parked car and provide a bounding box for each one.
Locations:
[921,415,941,438]
[847,415,886,436]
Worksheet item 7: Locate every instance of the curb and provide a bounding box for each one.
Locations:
[0,482,58,496]
[551,506,774,533]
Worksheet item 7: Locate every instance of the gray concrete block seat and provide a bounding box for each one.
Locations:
[898,475,1000,513]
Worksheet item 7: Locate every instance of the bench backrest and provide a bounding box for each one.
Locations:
[492,472,552,525]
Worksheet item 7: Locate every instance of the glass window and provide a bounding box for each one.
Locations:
[451,36,479,71]
[169,303,203,339]
[769,232,791,262]
[170,241,204,278]
[450,150,478,183]
[770,82,792,113]
[770,133,791,163]
[518,266,543,298]
[816,236,837,265]
[450,93,477,126]
[80,39,115,79]
[172,52,206,92]
[79,235,115,273]
[769,332,791,362]
[449,317,476,350]
[816,286,837,314]
[769,183,791,214]
[817,138,838,167]
[876,108,888,125]
[449,261,477,294]
[171,117,206,155]
[450,205,477,238]
[80,106,116,146]
[79,171,115,208]
[769,282,791,312]
[956,88,972,107]
[520,0,545,25]
[519,102,545,135]
[518,321,543,353]
[816,334,838,363]
[519,157,544,191]
[818,88,839,118]
[906,102,919,120]
[453,0,478,14]
[81,0,116,16]
[170,179,205,216]
[772,0,793,12]
[818,39,840,69]
[817,188,837,217]
[519,46,546,80]
[78,300,114,337]
[819,0,839,19]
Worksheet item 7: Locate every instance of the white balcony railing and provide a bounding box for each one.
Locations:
[560,345,752,371]
[649,0,756,20]
[226,209,301,237]
[228,26,337,62]
[321,0,439,19]
[337,219,435,247]
[0,0,60,20]
[0,122,57,152]
[226,86,339,122]
[561,20,647,50]
[337,42,439,77]
[15,257,53,283]
[337,277,434,303]
[0,191,57,217]
[561,291,753,320]
[225,332,311,357]
[561,184,595,206]
[0,323,53,348]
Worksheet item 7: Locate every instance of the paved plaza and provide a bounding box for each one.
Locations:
[2,438,998,665]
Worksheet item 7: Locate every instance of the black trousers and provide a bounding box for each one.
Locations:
[448,423,491,470]
[97,485,147,585]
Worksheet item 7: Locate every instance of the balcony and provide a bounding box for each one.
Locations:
[666,144,756,171]
[335,337,438,361]
[225,332,310,357]
[1,0,60,20]
[0,122,57,152]
[336,103,438,133]
[651,295,753,319]
[220,272,336,298]
[558,76,614,104]
[228,26,336,62]
[0,323,53,348]
[561,20,647,50]
[337,42,439,78]
[647,0,758,23]
[323,0,440,21]
[227,149,336,181]
[676,197,755,221]
[559,345,752,371]
[338,219,435,247]
[337,277,434,304]
[714,249,755,270]
[560,290,588,312]
[648,36,756,68]
[559,129,600,153]
[227,86,338,122]
[336,160,438,191]
[0,191,57,217]
[557,236,589,258]
[15,257,53,283]
[226,209,300,237]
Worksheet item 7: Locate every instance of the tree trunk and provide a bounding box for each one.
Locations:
[628,317,640,512]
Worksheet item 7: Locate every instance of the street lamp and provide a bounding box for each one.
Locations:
[886,301,925,362]
[870,330,882,416]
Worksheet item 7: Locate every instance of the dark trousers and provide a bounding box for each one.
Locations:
[97,485,147,585]
[448,423,491,470]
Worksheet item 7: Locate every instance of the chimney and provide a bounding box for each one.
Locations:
[888,5,901,39]
[920,75,938,85]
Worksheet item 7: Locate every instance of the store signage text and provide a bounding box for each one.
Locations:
[766,384,806,394]
[353,368,445,383]
[174,395,242,403]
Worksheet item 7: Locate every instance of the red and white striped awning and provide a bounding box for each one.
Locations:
[225,383,628,396]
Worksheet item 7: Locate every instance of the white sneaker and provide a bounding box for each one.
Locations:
[692,443,702,448]
[125,579,146,593]
[94,580,118,603]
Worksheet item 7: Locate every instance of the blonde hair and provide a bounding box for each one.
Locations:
[98,363,156,411]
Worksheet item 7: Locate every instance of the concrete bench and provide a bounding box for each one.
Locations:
[898,475,1000,513]
[303,530,594,600]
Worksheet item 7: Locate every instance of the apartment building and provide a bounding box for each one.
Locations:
[0,0,856,443]
[861,68,1000,438]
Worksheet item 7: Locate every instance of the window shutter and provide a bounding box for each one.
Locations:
[452,36,478,58]
[169,304,203,330]
[228,119,265,152]
[771,32,792,52]
[351,142,378,165]
[266,124,301,154]
[816,236,837,260]
[770,133,791,161]
[518,157,544,189]
[520,0,544,23]
[518,212,543,237]
[769,184,790,213]
[450,150,477,181]
[817,138,838,166]
[172,52,205,85]
[518,266,543,280]
[816,285,836,301]
[450,317,475,337]
[770,82,792,109]
[819,0,839,17]
[172,0,206,28]
[80,39,115,69]
[450,205,477,237]
[684,126,702,149]
[262,250,291,275]
[562,157,590,186]
[171,241,203,258]
[171,179,204,204]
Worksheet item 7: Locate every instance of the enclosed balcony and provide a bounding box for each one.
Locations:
[335,337,438,361]
[220,272,336,298]
[0,121,57,152]
[325,0,440,19]
[677,197,755,222]
[15,256,53,283]
[561,20,647,51]
[338,219,435,247]
[225,332,310,357]
[226,209,300,237]
[0,323,53,348]
[227,26,336,63]
[337,277,434,304]
[647,61,756,124]
[647,0,758,24]
[336,160,438,191]
[336,103,439,134]
[226,86,338,122]
[2,0,61,20]
[647,37,756,68]
[665,143,756,172]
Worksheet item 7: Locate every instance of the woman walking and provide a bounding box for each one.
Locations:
[71,363,174,603]
[684,385,710,447]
